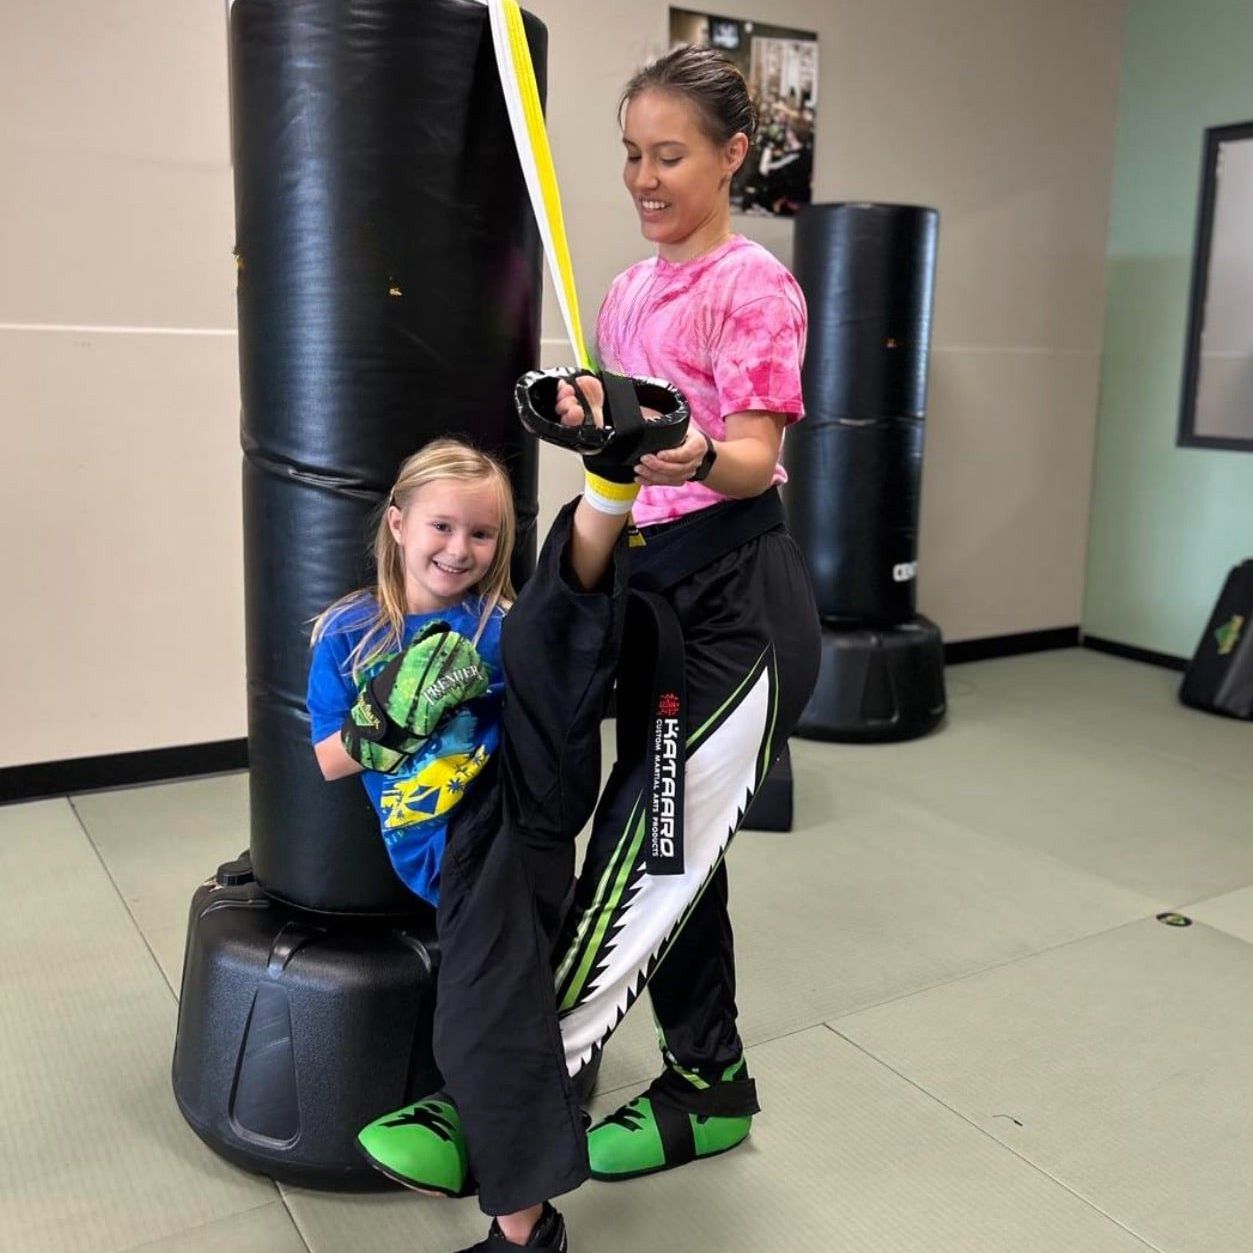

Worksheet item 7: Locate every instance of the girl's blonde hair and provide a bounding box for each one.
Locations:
[311,437,516,681]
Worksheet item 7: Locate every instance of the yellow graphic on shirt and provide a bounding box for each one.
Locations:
[380,746,491,832]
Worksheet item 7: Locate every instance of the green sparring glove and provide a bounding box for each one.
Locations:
[340,622,490,773]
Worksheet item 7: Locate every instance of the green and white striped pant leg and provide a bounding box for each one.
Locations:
[552,520,821,1084]
[554,642,781,1076]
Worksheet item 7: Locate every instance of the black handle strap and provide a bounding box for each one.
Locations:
[599,369,646,440]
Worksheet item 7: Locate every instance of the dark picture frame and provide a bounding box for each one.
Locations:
[668,8,818,219]
[1177,120,1253,453]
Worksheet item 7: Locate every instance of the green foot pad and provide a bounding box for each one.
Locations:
[588,1062,759,1182]
[357,1095,473,1197]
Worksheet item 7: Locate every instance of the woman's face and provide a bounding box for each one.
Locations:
[621,89,747,256]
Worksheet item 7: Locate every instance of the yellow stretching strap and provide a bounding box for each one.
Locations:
[483,1,650,543]
[484,0,593,370]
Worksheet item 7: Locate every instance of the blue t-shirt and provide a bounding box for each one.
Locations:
[306,596,505,906]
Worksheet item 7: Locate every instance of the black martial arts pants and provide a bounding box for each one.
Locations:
[554,512,821,1080]
[434,500,820,1215]
[433,501,625,1215]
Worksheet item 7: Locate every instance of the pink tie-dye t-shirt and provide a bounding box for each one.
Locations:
[595,235,807,527]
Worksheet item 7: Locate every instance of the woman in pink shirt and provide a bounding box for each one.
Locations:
[556,44,822,1185]
[362,47,821,1244]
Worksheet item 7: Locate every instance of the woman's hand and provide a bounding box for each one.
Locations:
[635,428,709,486]
[637,411,786,496]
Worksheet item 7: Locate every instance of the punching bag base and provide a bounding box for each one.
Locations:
[796,616,946,743]
[172,854,441,1190]
[742,741,794,831]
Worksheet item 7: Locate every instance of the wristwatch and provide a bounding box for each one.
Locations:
[691,434,718,483]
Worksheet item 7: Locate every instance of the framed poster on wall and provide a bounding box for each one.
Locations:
[669,8,818,217]
[1178,120,1253,452]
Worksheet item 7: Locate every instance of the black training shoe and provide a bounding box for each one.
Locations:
[454,1202,568,1252]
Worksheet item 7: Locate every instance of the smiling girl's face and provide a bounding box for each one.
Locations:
[387,478,502,614]
[621,88,747,262]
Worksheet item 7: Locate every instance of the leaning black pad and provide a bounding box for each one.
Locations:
[1180,559,1253,719]
[514,367,690,482]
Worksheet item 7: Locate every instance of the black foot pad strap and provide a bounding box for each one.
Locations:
[652,1097,697,1168]
[647,1072,761,1168]
[648,1070,762,1119]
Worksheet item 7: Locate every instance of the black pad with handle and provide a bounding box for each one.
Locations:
[514,367,690,482]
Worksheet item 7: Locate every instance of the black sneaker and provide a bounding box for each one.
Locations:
[454,1202,568,1252]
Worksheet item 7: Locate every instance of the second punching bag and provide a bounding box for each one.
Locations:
[785,203,946,741]
[786,203,936,625]
[233,0,544,912]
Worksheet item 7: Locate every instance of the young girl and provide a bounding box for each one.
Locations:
[362,42,821,1210]
[309,433,666,1250]
[307,440,515,906]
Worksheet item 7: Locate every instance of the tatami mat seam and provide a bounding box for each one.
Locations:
[1174,889,1253,917]
[552,921,1178,1108]
[68,793,181,1001]
[66,791,313,1249]
[824,1024,1167,1253]
[274,1183,326,1252]
[822,916,1155,1027]
[104,1200,294,1253]
[591,1020,825,1102]
[957,703,1253,789]
[808,765,1208,913]
[1157,916,1253,961]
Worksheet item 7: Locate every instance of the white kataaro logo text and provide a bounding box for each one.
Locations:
[892,561,918,583]
[654,717,680,859]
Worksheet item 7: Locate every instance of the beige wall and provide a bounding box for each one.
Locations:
[1,0,1125,768]
[2,3,241,768]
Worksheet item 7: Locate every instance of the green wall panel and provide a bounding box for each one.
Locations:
[1085,0,1253,657]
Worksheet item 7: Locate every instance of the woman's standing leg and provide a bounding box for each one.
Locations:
[554,532,819,1172]
[553,533,816,1062]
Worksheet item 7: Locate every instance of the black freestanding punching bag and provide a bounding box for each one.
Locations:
[172,0,545,1186]
[784,203,946,741]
